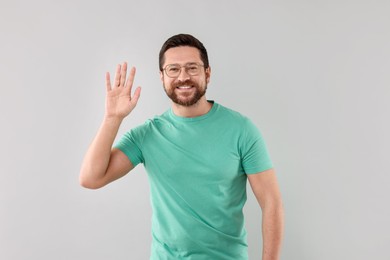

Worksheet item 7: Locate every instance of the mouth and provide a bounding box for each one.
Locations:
[176,85,194,90]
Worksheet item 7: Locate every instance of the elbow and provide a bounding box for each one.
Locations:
[79,172,104,190]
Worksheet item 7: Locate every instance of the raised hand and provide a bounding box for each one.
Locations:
[105,62,141,120]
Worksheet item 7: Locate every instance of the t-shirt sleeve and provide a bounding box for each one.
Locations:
[114,124,147,167]
[240,118,273,174]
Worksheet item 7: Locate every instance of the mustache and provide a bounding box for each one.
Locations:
[171,79,197,88]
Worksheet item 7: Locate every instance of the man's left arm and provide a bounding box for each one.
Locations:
[247,168,284,260]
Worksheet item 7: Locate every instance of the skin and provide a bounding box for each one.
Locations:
[160,46,212,117]
[79,46,284,259]
[79,63,139,189]
[248,169,284,260]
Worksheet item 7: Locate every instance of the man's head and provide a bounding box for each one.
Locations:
[159,34,211,107]
[159,34,209,71]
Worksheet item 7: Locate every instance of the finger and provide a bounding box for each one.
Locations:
[105,72,112,91]
[114,64,121,87]
[130,86,142,106]
[120,62,127,87]
[125,66,136,94]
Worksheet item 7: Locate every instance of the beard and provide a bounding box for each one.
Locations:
[163,79,207,107]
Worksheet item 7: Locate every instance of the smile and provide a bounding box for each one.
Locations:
[176,86,193,89]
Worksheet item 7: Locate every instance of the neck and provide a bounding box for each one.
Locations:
[171,97,212,118]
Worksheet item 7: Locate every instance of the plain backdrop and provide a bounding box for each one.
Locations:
[1,0,389,259]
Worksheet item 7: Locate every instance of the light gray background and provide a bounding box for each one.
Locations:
[1,0,389,259]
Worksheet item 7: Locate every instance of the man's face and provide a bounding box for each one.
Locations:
[160,46,211,107]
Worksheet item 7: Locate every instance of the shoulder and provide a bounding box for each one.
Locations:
[147,110,174,128]
[215,102,253,125]
[215,103,263,138]
[130,109,173,135]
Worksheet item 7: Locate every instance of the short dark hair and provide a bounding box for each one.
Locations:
[159,34,209,71]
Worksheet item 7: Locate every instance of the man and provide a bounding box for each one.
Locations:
[80,34,283,260]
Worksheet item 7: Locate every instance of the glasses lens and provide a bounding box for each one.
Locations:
[165,64,203,77]
[166,65,180,77]
[186,64,200,75]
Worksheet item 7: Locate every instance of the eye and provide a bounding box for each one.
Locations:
[167,66,180,72]
[187,65,199,72]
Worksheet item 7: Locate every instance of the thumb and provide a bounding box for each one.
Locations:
[130,86,141,106]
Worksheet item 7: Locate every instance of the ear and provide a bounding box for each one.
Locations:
[205,66,211,84]
[159,71,164,82]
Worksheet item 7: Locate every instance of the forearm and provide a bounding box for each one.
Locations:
[79,116,123,187]
[261,202,284,260]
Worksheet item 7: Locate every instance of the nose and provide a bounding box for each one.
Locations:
[177,67,191,81]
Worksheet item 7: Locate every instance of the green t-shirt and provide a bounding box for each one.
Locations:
[115,101,273,259]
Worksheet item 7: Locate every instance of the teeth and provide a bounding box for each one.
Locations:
[177,86,192,89]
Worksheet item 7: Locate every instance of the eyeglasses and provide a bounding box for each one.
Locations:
[163,63,205,78]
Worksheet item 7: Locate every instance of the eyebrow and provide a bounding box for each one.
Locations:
[168,62,200,66]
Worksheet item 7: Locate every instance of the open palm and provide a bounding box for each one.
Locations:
[105,62,141,119]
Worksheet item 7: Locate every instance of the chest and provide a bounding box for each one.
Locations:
[141,123,244,182]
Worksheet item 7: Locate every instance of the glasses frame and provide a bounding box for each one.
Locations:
[163,63,205,78]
